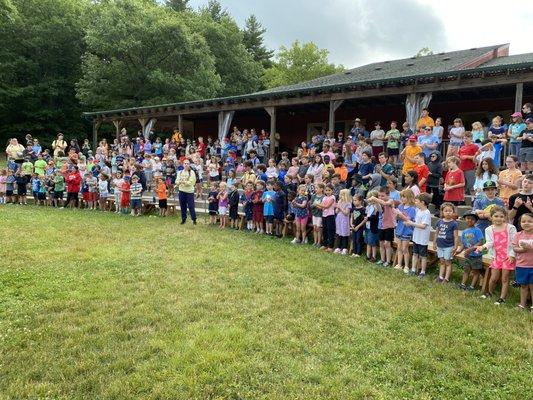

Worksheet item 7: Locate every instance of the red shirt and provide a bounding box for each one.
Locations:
[458,143,478,171]
[413,164,430,192]
[66,171,81,193]
[197,142,206,158]
[444,169,465,202]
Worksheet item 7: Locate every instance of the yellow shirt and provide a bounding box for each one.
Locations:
[498,169,522,200]
[241,171,256,186]
[416,116,435,130]
[402,144,422,174]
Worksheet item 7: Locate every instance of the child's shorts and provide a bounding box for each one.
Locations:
[54,191,63,200]
[464,257,483,271]
[437,246,454,260]
[159,199,167,209]
[312,216,322,227]
[412,243,428,257]
[83,192,90,201]
[387,147,399,156]
[100,192,108,200]
[6,190,13,197]
[265,215,274,223]
[515,267,533,285]
[208,210,217,216]
[130,199,142,209]
[378,228,394,242]
[37,192,46,201]
[274,212,285,222]
[32,191,39,199]
[396,234,412,241]
[218,206,227,216]
[295,216,308,225]
[365,229,379,246]
[229,207,238,220]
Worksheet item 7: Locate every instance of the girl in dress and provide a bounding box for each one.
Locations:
[217,181,228,229]
[334,189,352,254]
[252,181,265,233]
[291,184,309,244]
[477,206,517,305]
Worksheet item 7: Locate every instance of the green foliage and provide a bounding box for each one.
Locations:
[165,0,189,12]
[189,10,263,96]
[0,0,88,143]
[416,46,434,57]
[263,40,344,89]
[200,0,228,22]
[76,0,221,110]
[242,14,274,69]
[0,206,531,399]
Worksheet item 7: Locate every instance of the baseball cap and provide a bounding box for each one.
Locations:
[511,112,522,118]
[463,212,479,221]
[525,117,533,124]
[482,180,497,190]
[354,118,361,122]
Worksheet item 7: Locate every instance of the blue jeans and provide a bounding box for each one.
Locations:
[509,142,521,157]
[178,191,196,222]
[352,229,365,255]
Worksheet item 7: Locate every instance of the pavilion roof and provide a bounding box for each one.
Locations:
[84,44,533,119]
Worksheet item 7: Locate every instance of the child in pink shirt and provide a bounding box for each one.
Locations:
[512,213,533,311]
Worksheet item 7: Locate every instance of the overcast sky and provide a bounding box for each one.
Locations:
[189,0,533,68]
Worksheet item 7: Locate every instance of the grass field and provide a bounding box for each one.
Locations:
[0,206,531,400]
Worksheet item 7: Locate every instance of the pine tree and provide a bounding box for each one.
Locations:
[165,0,189,12]
[242,14,273,69]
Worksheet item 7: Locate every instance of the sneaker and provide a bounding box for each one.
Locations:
[436,276,444,283]
[333,248,341,254]
[408,270,417,276]
[494,298,506,305]
[394,265,402,270]
[291,238,300,244]
[418,272,426,279]
[303,238,308,244]
[403,266,410,274]
[466,286,476,291]
[351,253,359,258]
[480,293,492,299]
[382,262,390,268]
[457,283,467,290]
[376,260,384,265]
[341,249,348,255]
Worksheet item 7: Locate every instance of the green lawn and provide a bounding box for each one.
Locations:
[0,206,531,400]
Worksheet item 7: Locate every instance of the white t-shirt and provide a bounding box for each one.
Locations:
[412,208,432,245]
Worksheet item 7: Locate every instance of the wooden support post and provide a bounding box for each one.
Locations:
[178,114,183,134]
[138,118,148,137]
[515,82,524,112]
[264,106,276,157]
[328,100,344,132]
[92,120,101,151]
[112,120,122,141]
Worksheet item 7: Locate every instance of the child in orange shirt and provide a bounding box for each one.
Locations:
[155,177,168,217]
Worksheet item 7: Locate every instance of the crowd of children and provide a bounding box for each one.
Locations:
[2,107,533,310]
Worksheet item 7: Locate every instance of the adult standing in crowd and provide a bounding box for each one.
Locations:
[176,159,197,225]
[5,138,25,163]
[52,133,67,157]
[509,175,533,231]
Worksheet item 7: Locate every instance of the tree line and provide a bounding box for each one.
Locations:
[0,0,343,143]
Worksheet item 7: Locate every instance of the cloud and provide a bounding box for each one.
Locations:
[188,0,448,67]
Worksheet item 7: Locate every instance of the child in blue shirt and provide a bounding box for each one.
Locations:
[31,174,41,201]
[262,181,276,235]
[394,189,417,272]
[456,213,484,291]
[434,202,459,283]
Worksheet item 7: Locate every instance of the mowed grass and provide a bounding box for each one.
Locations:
[0,206,531,400]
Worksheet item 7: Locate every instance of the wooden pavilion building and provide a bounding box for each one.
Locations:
[84,44,533,153]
